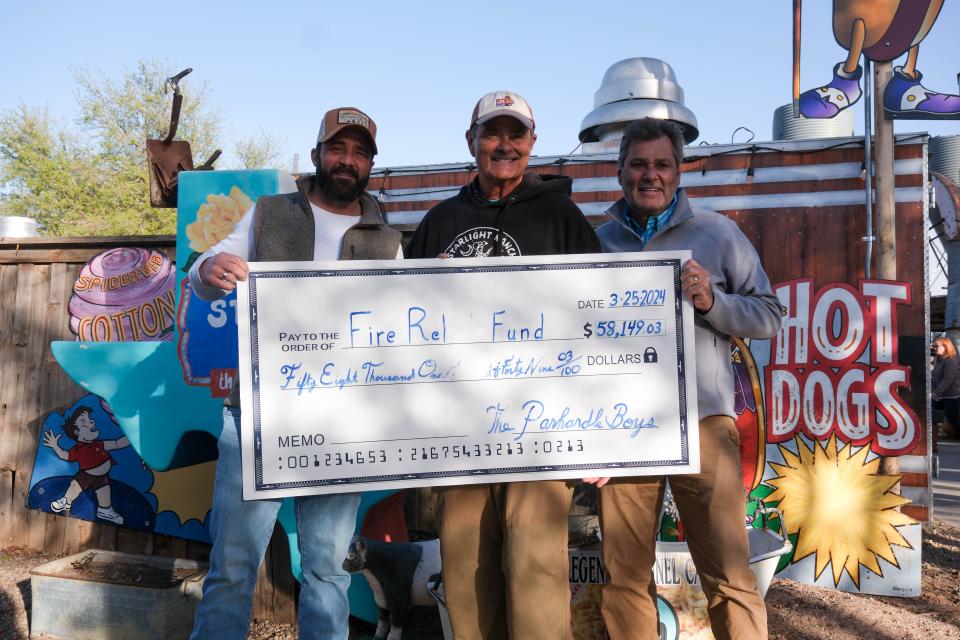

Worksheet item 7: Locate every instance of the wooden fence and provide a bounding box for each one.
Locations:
[0,235,296,624]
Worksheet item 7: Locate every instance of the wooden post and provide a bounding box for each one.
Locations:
[873,61,900,484]
[793,0,802,117]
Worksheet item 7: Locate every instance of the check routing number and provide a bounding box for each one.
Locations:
[237,252,699,499]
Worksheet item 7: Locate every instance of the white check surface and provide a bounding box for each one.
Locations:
[238,252,699,499]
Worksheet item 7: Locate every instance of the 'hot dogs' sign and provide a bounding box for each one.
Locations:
[766,279,918,456]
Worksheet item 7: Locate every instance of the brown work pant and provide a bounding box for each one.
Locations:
[599,415,767,640]
[436,480,575,640]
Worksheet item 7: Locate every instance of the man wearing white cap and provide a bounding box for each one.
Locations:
[187,107,401,640]
[407,91,600,639]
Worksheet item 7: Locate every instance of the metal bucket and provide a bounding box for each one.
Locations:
[30,549,206,640]
[747,520,792,597]
[0,215,41,237]
[745,503,792,598]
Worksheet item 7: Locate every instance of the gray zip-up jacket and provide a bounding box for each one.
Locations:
[596,190,782,419]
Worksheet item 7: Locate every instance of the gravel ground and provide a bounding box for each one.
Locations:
[2,522,958,639]
[0,546,50,640]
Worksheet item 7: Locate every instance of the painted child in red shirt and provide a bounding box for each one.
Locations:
[42,406,130,525]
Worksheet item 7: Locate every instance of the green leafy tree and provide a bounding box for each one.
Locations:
[233,128,285,170]
[74,60,222,167]
[0,59,278,236]
[0,105,145,235]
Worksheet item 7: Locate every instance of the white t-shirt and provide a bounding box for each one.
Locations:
[189,201,399,300]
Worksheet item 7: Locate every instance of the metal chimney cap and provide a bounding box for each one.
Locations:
[579,57,699,144]
[593,57,685,107]
[579,100,699,144]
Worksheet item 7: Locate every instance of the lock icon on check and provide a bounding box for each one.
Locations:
[643,347,658,364]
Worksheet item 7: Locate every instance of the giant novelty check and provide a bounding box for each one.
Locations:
[237,252,699,499]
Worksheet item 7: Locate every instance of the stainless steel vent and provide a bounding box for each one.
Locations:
[579,58,699,148]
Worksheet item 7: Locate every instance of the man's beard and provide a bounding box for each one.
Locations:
[316,163,369,205]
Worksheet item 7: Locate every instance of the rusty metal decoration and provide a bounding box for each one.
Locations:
[146,68,221,208]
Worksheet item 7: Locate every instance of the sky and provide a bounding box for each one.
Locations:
[2,0,958,169]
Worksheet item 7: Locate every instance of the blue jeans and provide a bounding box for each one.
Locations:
[190,407,360,639]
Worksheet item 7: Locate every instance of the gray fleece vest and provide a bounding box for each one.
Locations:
[225,176,401,406]
[253,175,401,261]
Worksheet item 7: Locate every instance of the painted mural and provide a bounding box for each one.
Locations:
[69,247,176,342]
[797,0,960,120]
[51,168,401,624]
[655,278,922,603]
[176,172,276,398]
[52,171,280,473]
[764,278,921,595]
[27,394,213,542]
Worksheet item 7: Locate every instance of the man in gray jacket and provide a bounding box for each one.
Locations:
[584,118,782,640]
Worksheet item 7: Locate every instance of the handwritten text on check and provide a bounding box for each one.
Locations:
[237,253,700,499]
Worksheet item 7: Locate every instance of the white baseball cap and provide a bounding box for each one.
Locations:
[470,91,535,130]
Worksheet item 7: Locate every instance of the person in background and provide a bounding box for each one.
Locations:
[932,336,960,440]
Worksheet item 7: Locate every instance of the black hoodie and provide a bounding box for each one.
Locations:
[405,172,600,259]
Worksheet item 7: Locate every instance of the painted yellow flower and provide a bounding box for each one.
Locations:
[185,187,254,253]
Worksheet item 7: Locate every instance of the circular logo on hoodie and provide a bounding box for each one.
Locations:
[445,227,520,257]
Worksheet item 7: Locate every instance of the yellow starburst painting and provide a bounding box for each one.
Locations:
[150,461,216,525]
[766,435,916,589]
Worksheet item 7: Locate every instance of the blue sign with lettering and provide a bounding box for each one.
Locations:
[176,170,278,395]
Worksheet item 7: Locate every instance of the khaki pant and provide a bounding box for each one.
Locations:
[436,480,575,640]
[599,416,767,640]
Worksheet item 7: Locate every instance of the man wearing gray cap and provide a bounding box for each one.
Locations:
[187,107,401,640]
[407,90,600,640]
